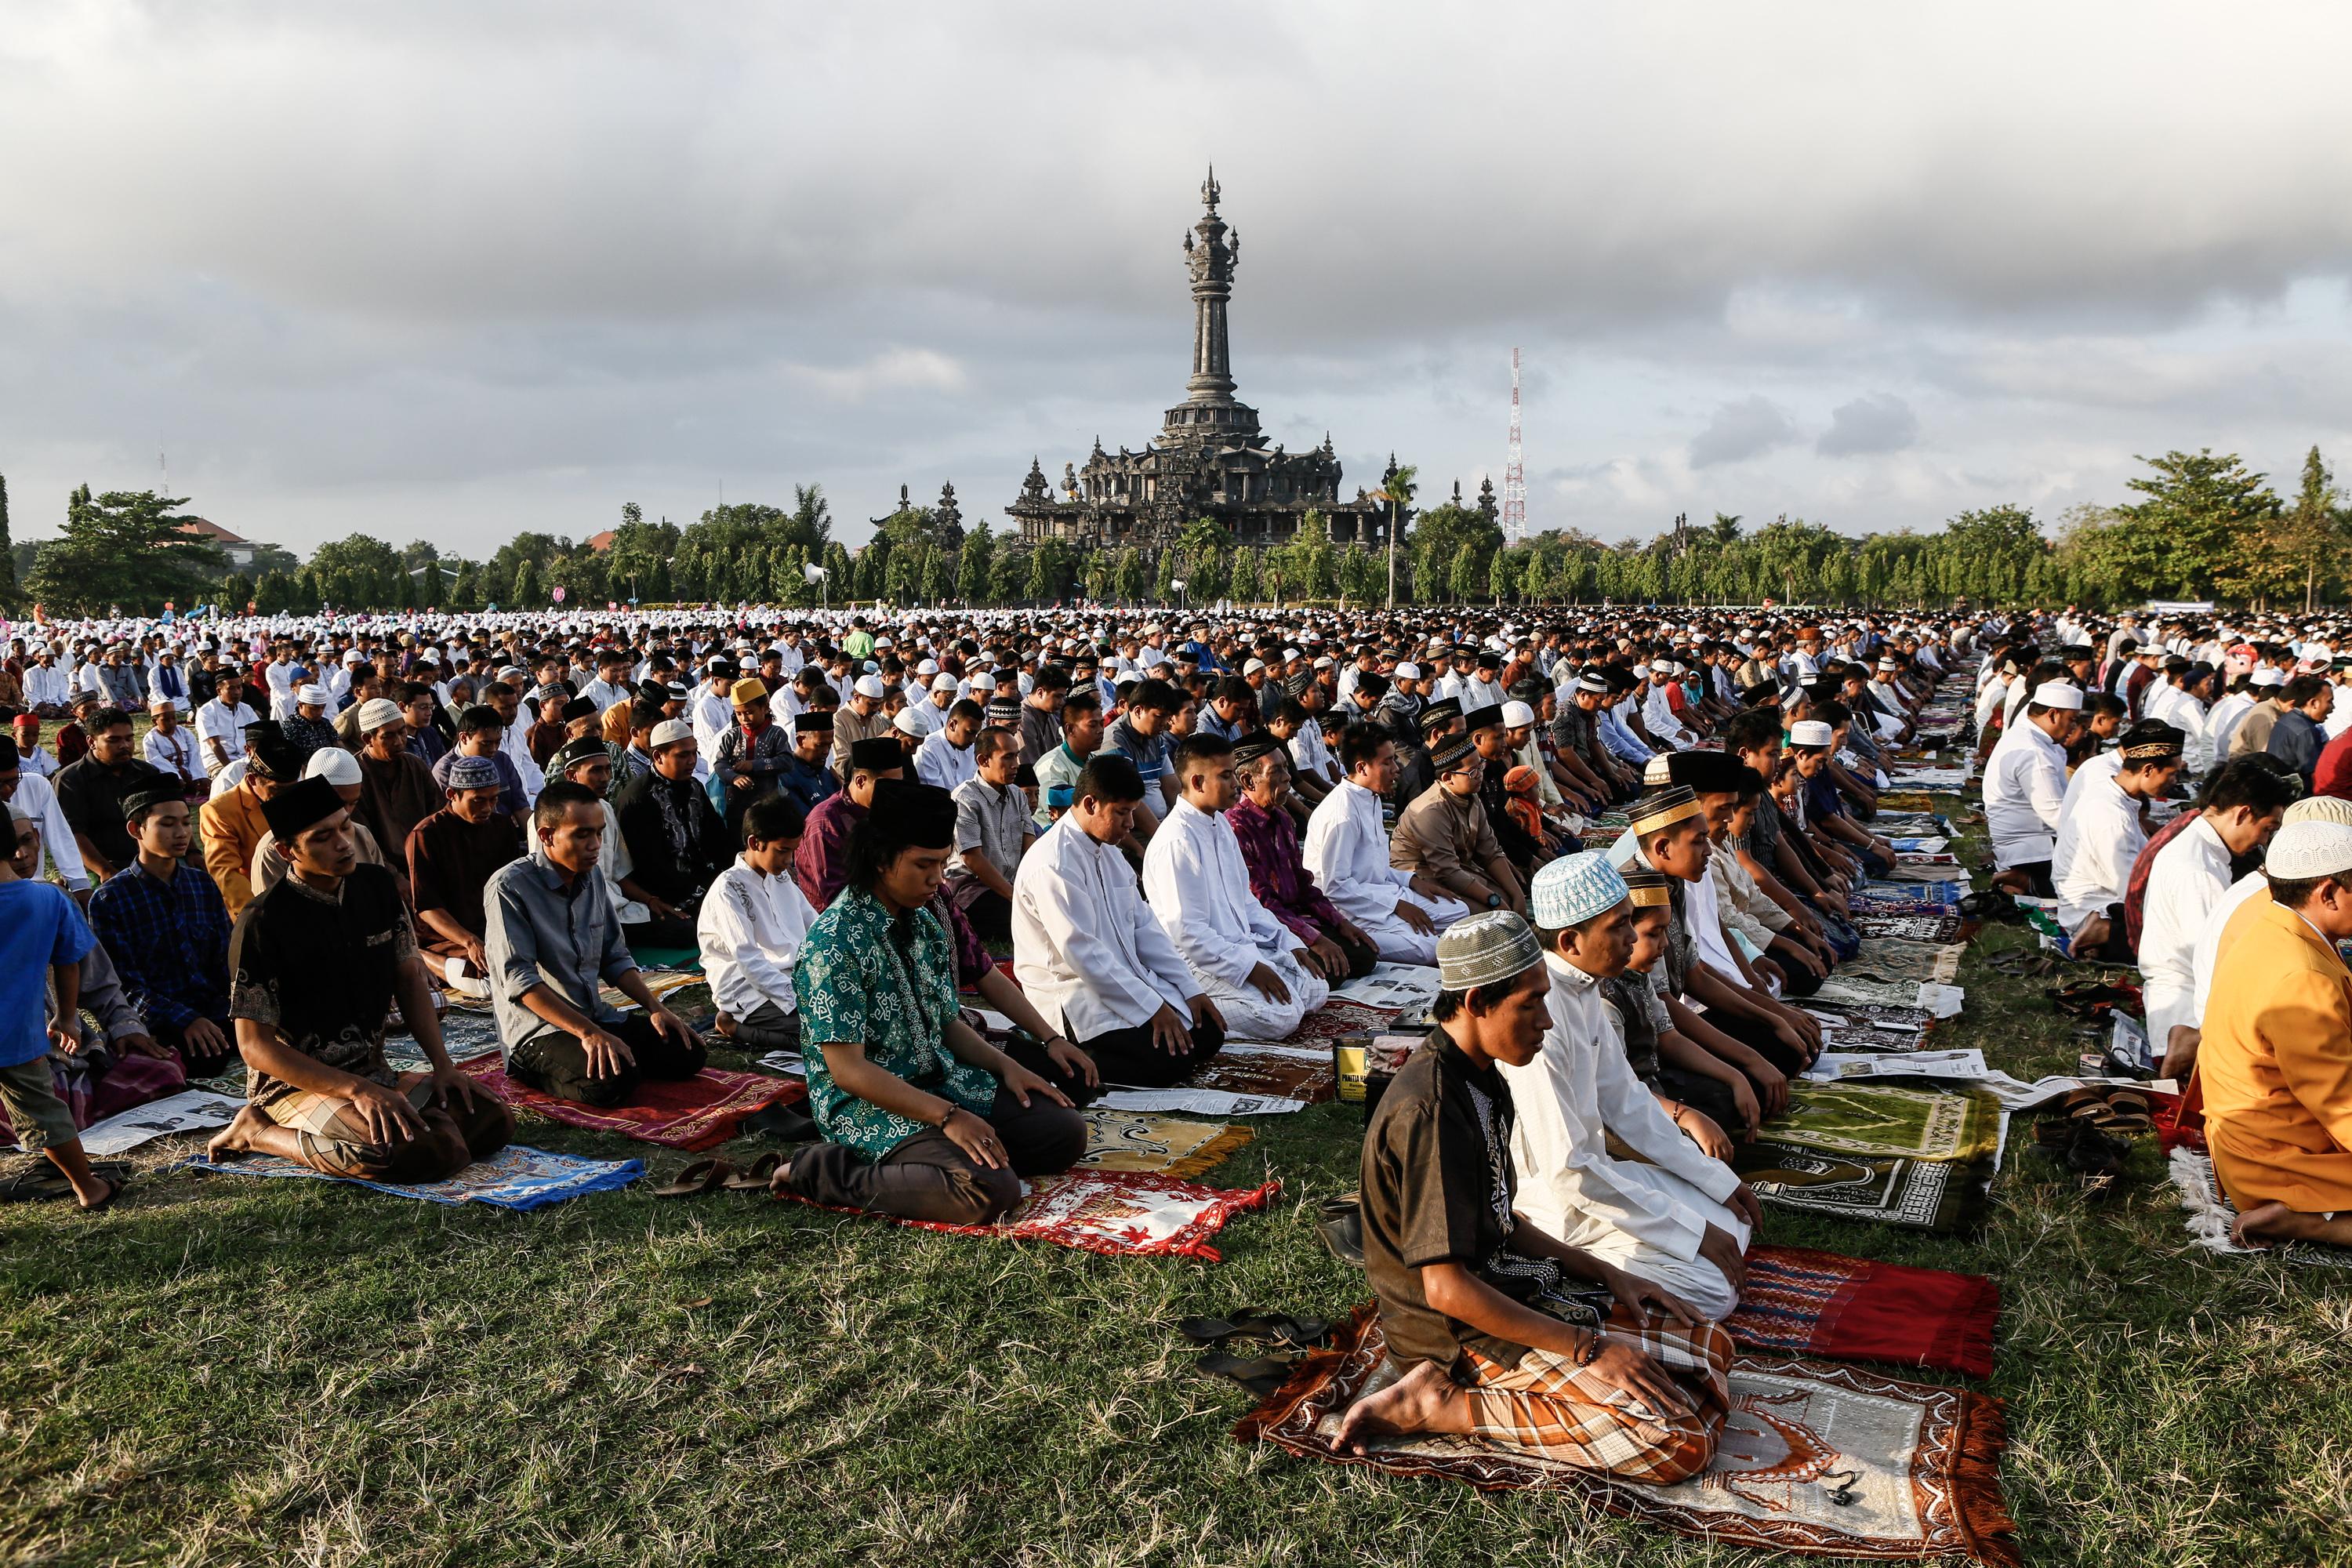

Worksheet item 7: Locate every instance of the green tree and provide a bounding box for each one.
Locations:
[511,558,540,606]
[956,524,995,603]
[1521,549,1549,604]
[1114,546,1147,604]
[788,485,834,552]
[2115,449,2280,601]
[1229,546,1261,604]
[27,487,223,614]
[989,546,1030,607]
[2271,446,2343,612]
[1373,465,1417,608]
[1406,496,1500,608]
[0,472,16,605]
[1449,540,1482,602]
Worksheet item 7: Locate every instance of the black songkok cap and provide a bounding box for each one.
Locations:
[260,775,346,843]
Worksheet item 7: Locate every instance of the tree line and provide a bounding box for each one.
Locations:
[4,447,2344,619]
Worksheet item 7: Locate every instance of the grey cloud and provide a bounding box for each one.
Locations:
[1817,394,1921,456]
[1690,397,1798,468]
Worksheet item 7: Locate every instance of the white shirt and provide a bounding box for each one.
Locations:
[1139,798,1297,991]
[2058,749,2122,826]
[691,688,734,765]
[2138,813,2234,1047]
[1302,780,1421,926]
[210,757,249,800]
[24,663,71,709]
[1012,816,1196,1041]
[194,699,257,768]
[596,799,650,924]
[1287,717,1336,783]
[1985,720,2070,869]
[2052,773,2145,934]
[143,724,199,780]
[1501,953,1741,1258]
[15,742,59,780]
[2191,872,2270,1028]
[2143,683,2209,771]
[1641,681,1693,748]
[2205,691,2256,761]
[697,855,818,1017]
[9,771,89,890]
[263,660,299,719]
[913,728,976,792]
[499,719,546,805]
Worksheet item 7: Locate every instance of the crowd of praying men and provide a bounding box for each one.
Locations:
[6,598,2352,1475]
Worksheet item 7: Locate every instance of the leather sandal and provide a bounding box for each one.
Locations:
[720,1152,785,1191]
[1317,1194,1364,1268]
[652,1157,737,1198]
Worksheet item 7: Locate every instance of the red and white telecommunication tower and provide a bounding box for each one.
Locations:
[1503,347,1527,542]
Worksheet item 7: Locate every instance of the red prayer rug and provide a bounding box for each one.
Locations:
[1723,1245,1998,1380]
[458,1052,803,1151]
[775,1170,1279,1262]
[1238,1307,2016,1566]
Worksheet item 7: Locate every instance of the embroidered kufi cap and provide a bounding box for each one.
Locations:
[649,718,695,748]
[1430,735,1477,773]
[1620,866,1673,909]
[1231,731,1282,767]
[1530,850,1630,930]
[1436,911,1544,992]
[445,755,501,791]
[2117,720,2184,762]
[2266,818,2352,880]
[357,698,406,733]
[1628,786,1704,837]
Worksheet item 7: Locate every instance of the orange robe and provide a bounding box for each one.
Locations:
[2201,896,2352,1213]
[201,784,270,918]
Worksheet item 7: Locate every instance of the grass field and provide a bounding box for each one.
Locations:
[3,780,2349,1566]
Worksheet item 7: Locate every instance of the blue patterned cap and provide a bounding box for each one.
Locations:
[1530,849,1630,930]
[445,755,500,792]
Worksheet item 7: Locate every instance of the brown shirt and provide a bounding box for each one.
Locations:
[356,748,442,871]
[829,702,892,780]
[1389,784,1504,888]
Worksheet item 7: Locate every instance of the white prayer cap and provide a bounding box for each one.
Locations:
[916,658,940,675]
[2283,795,2352,828]
[357,698,405,731]
[1243,659,1267,675]
[854,674,887,699]
[892,708,926,736]
[1632,662,1651,678]
[1789,720,1835,748]
[2030,681,2084,710]
[1435,911,1544,992]
[929,673,959,693]
[2265,818,2352,880]
[1395,662,1422,680]
[1530,850,1630,930]
[343,648,365,663]
[649,718,695,748]
[295,684,325,706]
[2252,666,2286,688]
[1576,670,1609,695]
[304,748,361,786]
[1501,700,1537,729]
[1313,655,1334,669]
[1642,754,1675,786]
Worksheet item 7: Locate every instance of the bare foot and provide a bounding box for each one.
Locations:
[74,1174,118,1211]
[714,1012,739,1039]
[205,1104,271,1163]
[1337,1359,1464,1454]
[2231,1200,2295,1248]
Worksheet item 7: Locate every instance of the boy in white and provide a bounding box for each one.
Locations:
[1505,851,1761,1321]
[698,794,818,1053]
[1301,728,1467,964]
[1141,735,1330,1042]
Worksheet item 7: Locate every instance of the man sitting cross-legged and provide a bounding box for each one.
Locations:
[1012,753,1225,1098]
[1511,853,1763,1322]
[699,794,819,1053]
[203,776,513,1182]
[405,754,525,996]
[1301,724,1468,964]
[483,782,709,1108]
[794,737,904,914]
[85,786,236,1078]
[1140,732,1331,1042]
[1225,732,1380,982]
[1336,910,1731,1479]
[772,780,1084,1225]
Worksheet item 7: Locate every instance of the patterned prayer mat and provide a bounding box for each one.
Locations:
[1853,915,1966,946]
[1235,1308,2016,1566]
[1819,1027,1939,1054]
[186,1144,644,1211]
[1734,1140,1992,1234]
[1077,1109,1252,1178]
[2168,1149,2352,1270]
[1844,940,1965,986]
[457,1053,803,1151]
[1109,1045,1339,1105]
[1770,1083,2002,1164]
[1803,1001,1937,1033]
[1814,977,1941,1010]
[1875,791,1951,812]
[1725,1245,1999,1379]
[1850,884,1963,916]
[1287,1000,1406,1044]
[776,1170,1279,1262]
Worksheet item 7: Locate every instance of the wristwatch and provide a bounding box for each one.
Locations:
[1486,893,1504,909]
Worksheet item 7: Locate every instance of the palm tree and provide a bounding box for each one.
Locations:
[1371,464,1417,609]
[1711,512,1743,542]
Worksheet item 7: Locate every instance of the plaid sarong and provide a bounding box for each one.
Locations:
[1461,1306,1733,1485]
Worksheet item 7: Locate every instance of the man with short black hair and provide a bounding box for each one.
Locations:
[86,788,234,1076]
[945,727,1031,941]
[407,754,527,995]
[699,793,818,1052]
[54,707,165,884]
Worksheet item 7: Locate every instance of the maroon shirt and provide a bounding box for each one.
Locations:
[793,793,866,913]
[1225,793,1348,945]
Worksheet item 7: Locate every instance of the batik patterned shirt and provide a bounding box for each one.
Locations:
[1225,794,1347,945]
[792,886,997,1161]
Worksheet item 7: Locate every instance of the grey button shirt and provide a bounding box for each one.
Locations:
[485,848,637,1051]
[950,775,1031,885]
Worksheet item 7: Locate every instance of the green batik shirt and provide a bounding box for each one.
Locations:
[791,885,999,1160]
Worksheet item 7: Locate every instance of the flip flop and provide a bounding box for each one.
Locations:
[1175,1308,1330,1349]
[720,1152,783,1191]
[652,1157,736,1198]
[1196,1349,1304,1396]
[78,1173,128,1213]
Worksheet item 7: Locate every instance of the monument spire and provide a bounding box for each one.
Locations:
[1183,163,1239,405]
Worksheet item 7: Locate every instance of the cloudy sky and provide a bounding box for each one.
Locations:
[7,2,2352,561]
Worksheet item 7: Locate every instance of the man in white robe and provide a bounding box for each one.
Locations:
[1141,735,1330,1042]
[697,793,819,1053]
[2052,720,2184,958]
[1301,730,1467,964]
[1984,680,2081,895]
[1011,753,1224,1091]
[1505,851,1762,1320]
[2136,759,2292,1079]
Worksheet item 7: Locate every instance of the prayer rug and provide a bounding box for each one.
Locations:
[776,1169,1279,1262]
[1144,1045,1340,1103]
[1235,1308,2016,1566]
[1725,1245,1999,1380]
[1771,1083,2002,1164]
[1853,915,1965,945]
[1091,1087,1305,1116]
[1733,1141,1991,1234]
[1850,884,1962,916]
[2168,1149,2352,1270]
[1807,1049,1989,1085]
[457,1052,804,1151]
[1286,1000,1406,1044]
[1804,1003,1934,1034]
[1820,1027,1939,1054]
[1815,977,1947,1011]
[621,945,702,971]
[1845,940,1965,986]
[187,1144,644,1211]
[1878,862,1970,884]
[1886,766,1974,789]
[74,1089,245,1156]
[1875,791,1950,812]
[1077,1109,1252,1178]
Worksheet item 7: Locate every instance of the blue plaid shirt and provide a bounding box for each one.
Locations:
[85,861,232,1031]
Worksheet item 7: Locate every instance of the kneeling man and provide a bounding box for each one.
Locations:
[1338,910,1730,1478]
[205,776,513,1181]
